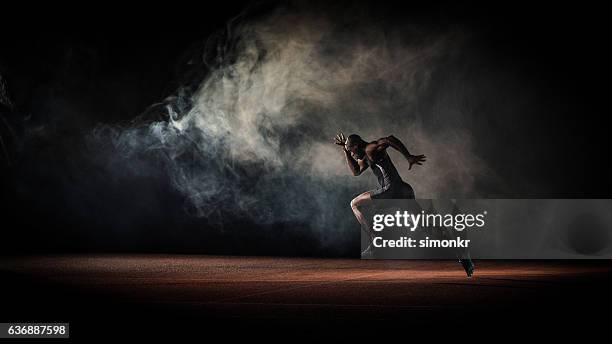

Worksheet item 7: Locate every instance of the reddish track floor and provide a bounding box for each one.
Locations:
[0,255,612,333]
[2,255,611,322]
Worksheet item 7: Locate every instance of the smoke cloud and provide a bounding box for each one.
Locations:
[87,3,501,249]
[3,1,606,257]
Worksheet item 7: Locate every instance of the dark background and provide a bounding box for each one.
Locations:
[1,0,610,256]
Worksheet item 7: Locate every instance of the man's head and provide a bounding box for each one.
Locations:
[345,134,367,159]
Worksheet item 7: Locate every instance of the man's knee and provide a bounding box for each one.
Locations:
[350,196,364,211]
[350,198,359,210]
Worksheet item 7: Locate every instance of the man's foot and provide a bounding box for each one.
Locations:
[459,258,475,277]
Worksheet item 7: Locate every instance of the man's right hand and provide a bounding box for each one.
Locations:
[334,132,347,150]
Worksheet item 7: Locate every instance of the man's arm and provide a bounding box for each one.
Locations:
[370,135,426,170]
[343,149,369,176]
[334,132,369,176]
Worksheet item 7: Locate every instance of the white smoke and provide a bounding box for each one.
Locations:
[90,4,496,236]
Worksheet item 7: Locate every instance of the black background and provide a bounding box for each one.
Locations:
[1,0,610,256]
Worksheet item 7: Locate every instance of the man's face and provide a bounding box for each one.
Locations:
[347,144,365,159]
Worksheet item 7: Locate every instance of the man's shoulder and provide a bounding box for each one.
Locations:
[365,138,387,151]
[364,142,378,153]
[365,141,386,161]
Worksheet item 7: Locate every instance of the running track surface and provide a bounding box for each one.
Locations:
[1,255,611,337]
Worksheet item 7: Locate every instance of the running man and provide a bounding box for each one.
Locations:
[334,132,474,276]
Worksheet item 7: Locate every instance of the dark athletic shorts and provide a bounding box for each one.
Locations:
[369,181,415,200]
